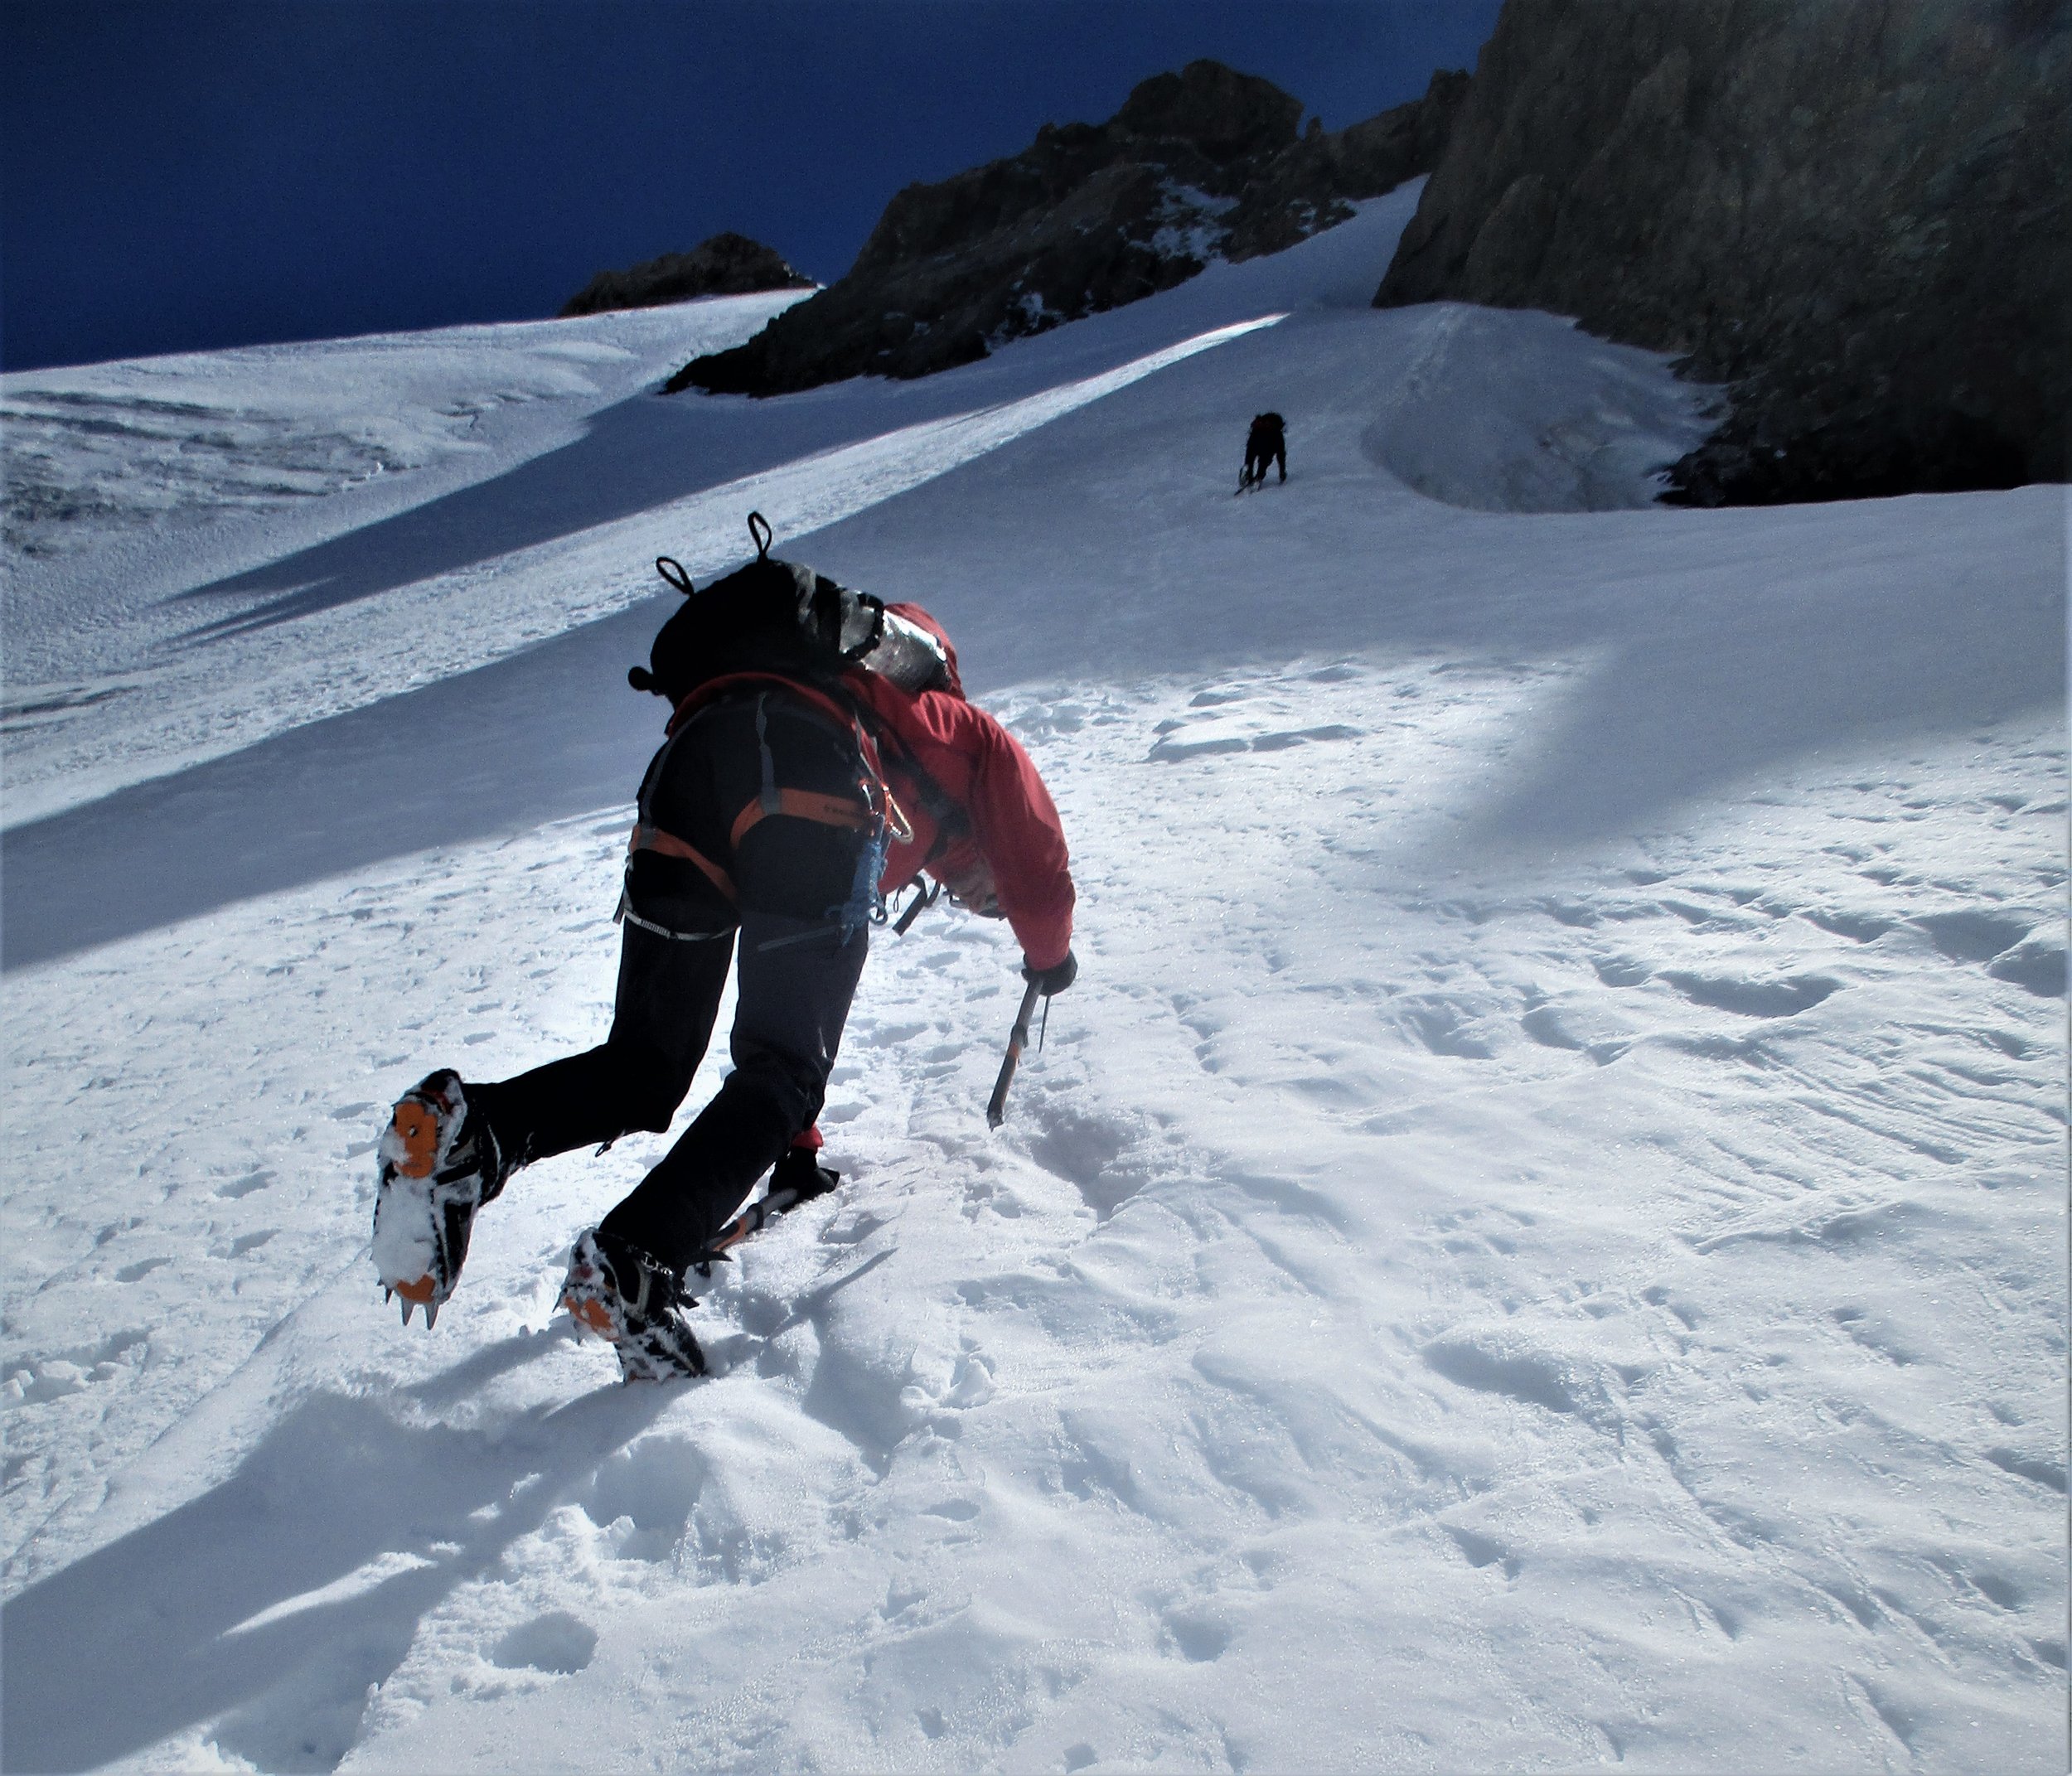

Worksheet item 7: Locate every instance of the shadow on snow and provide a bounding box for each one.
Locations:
[0,1352,668,1773]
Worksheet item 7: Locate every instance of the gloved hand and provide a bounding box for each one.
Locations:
[1022,949,1077,996]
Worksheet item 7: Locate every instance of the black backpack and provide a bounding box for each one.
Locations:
[630,511,897,705]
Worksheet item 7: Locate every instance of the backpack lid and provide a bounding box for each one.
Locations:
[629,511,884,704]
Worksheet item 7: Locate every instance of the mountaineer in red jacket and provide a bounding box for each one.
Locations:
[370,515,1076,1380]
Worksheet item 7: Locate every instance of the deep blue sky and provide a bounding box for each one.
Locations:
[1,1,1500,372]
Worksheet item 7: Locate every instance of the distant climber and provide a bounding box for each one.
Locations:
[1241,412,1287,490]
[369,514,1077,1381]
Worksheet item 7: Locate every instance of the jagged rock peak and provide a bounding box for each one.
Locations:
[670,61,1469,398]
[559,233,813,318]
[1109,60,1305,160]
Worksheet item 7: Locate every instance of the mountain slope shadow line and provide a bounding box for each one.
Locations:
[158,302,1223,646]
[1,602,670,972]
[159,377,958,641]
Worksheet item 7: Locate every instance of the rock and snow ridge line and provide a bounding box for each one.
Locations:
[673,60,1468,397]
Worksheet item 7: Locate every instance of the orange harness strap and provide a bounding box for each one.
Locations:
[629,822,738,905]
[729,788,877,851]
[641,685,906,925]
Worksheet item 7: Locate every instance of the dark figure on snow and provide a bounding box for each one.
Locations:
[1242,412,1286,490]
[371,515,1077,1380]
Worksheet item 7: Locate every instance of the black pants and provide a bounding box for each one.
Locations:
[469,692,874,1275]
[1243,444,1285,485]
[472,915,866,1274]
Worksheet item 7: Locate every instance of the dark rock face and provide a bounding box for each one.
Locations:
[671,61,1469,397]
[1374,0,2070,503]
[559,233,812,318]
[1222,70,1471,261]
[1111,59,1306,162]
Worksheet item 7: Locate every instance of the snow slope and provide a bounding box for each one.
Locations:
[2,188,2065,1774]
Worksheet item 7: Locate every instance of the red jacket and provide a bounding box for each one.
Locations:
[848,690,1073,969]
[669,605,1076,970]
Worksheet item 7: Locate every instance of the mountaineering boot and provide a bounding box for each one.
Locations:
[768,1142,840,1209]
[371,1069,508,1325]
[689,1145,840,1275]
[559,1227,706,1382]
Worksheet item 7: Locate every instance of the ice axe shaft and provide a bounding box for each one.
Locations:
[986,978,1044,1129]
[711,1184,799,1254]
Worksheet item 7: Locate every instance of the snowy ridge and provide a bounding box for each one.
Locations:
[2,191,2065,1773]
[2,297,806,565]
[1,294,806,646]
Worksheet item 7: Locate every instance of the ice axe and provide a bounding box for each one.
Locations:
[985,976,1044,1129]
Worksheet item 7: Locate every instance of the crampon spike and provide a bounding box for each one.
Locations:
[383,1286,394,1304]
[400,1298,415,1327]
[424,1300,440,1331]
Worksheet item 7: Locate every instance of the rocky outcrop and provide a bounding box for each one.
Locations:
[559,233,812,318]
[1219,70,1469,260]
[670,61,1468,396]
[1374,0,2070,503]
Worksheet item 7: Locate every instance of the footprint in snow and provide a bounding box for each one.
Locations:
[1985,928,2066,997]
[1422,1332,1585,1417]
[1146,723,1359,762]
[1159,1604,1234,1662]
[1913,907,2038,965]
[492,1612,597,1675]
[215,1169,274,1198]
[1658,971,1839,1018]
[1445,1523,1521,1578]
[4,1330,149,1403]
[1024,1101,1138,1220]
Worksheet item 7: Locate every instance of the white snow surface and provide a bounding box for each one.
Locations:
[2,189,2066,1774]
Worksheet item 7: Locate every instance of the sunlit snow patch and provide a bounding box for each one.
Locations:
[223,1550,439,1638]
[2,316,1283,826]
[0,297,806,562]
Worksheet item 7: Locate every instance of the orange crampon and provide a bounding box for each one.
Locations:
[389,1096,443,1178]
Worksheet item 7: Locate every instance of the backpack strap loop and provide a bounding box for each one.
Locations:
[748,511,773,560]
[655,556,695,596]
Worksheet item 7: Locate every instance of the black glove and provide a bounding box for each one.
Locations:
[770,1144,840,1205]
[1022,949,1077,996]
